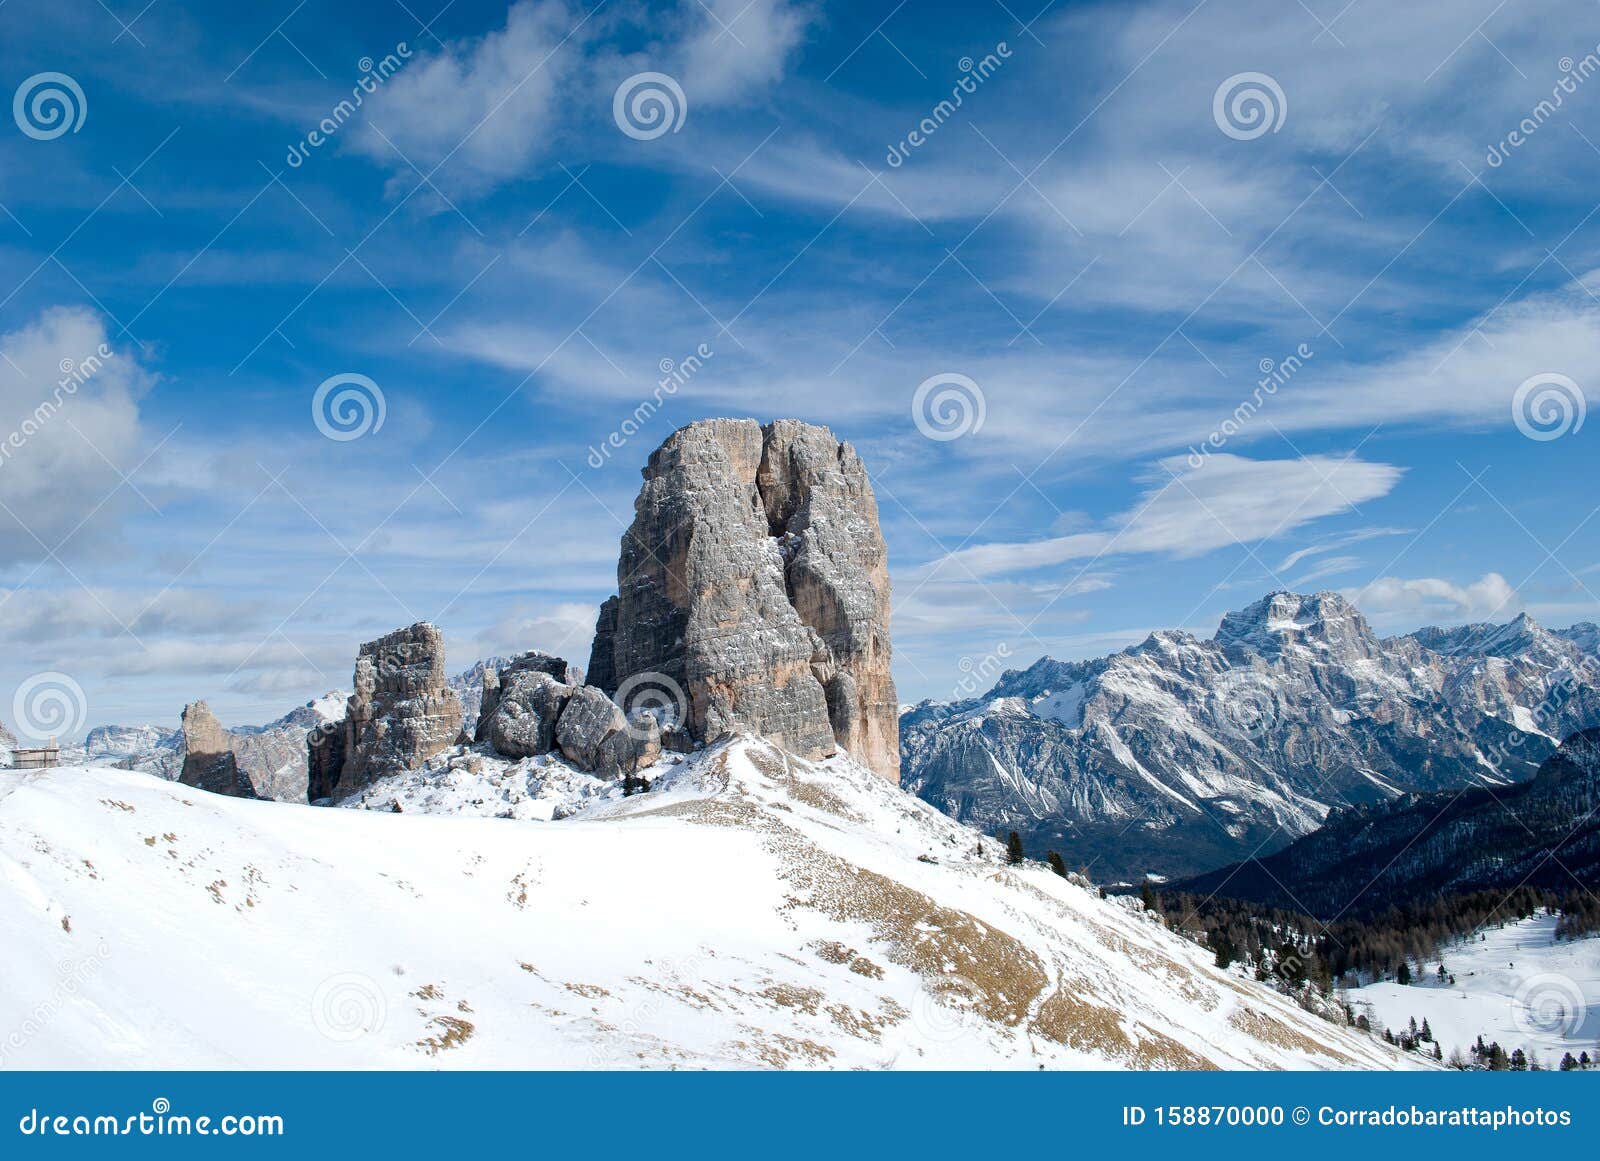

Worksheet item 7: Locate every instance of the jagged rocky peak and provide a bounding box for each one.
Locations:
[1409,611,1554,659]
[1212,590,1378,659]
[179,701,260,800]
[331,622,463,799]
[587,418,900,782]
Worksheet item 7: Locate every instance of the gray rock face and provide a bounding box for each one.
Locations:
[585,598,618,694]
[902,590,1600,880]
[306,722,344,802]
[333,622,462,799]
[179,701,260,799]
[587,419,899,782]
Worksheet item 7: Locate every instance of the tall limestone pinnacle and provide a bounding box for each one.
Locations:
[587,419,900,782]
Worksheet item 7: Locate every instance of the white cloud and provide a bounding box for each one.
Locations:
[0,306,154,562]
[678,0,810,105]
[930,453,1402,579]
[476,600,599,665]
[352,0,585,192]
[1342,571,1521,627]
[1286,554,1361,589]
[351,0,813,195]
[1273,526,1411,572]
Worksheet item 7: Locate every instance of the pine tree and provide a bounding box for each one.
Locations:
[1046,851,1069,879]
[1140,878,1159,912]
[1212,931,1238,970]
[1420,1018,1432,1042]
[1561,1053,1578,1072]
[1397,960,1412,986]
[1006,831,1025,866]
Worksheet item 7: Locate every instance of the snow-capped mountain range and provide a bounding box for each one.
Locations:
[902,591,1600,882]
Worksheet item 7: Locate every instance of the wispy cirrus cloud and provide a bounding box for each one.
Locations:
[922,453,1403,580]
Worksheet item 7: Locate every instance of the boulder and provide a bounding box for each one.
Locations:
[487,671,574,758]
[587,419,899,781]
[555,685,629,772]
[475,651,582,743]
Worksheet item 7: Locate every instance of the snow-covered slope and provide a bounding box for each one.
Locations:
[1348,914,1600,1065]
[0,738,1414,1070]
[903,592,1600,880]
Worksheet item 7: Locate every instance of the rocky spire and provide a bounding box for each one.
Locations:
[587,419,899,782]
[332,622,462,798]
[179,701,260,800]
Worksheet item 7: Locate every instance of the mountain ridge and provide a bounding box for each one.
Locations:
[902,590,1600,881]
[1171,728,1600,918]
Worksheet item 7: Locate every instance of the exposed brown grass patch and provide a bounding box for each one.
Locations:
[416,1015,475,1055]
[760,983,823,1015]
[1228,1003,1358,1064]
[1032,989,1220,1070]
[779,837,1047,1028]
[730,1029,837,1069]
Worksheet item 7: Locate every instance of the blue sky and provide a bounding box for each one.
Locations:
[1,0,1598,733]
